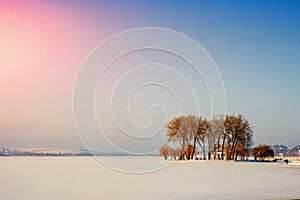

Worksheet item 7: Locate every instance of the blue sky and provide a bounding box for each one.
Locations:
[1,0,299,149]
[122,0,300,146]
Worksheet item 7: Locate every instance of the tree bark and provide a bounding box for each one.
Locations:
[191,134,198,160]
[221,135,226,160]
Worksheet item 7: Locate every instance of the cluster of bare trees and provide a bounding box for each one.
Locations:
[252,145,274,161]
[160,114,253,160]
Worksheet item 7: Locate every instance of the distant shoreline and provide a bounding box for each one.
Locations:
[0,147,159,157]
[0,154,160,157]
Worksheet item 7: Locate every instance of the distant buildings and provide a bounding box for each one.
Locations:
[0,147,91,156]
[0,147,10,156]
[0,147,158,157]
[272,144,300,157]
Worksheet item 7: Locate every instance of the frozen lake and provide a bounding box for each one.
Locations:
[0,157,299,200]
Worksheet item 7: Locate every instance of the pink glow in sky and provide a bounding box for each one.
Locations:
[0,0,126,148]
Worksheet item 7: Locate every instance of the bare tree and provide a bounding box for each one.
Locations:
[161,114,253,161]
[235,143,249,160]
[166,115,198,160]
[194,117,209,160]
[223,114,253,160]
[252,145,274,161]
[208,115,224,160]
[159,145,169,160]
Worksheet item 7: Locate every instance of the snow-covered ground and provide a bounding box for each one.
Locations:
[0,157,299,200]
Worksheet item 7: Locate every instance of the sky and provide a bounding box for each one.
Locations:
[0,0,299,151]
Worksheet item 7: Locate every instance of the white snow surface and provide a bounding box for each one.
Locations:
[0,157,299,200]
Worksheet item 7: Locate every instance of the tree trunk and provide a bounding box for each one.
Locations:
[203,145,206,160]
[191,135,197,160]
[217,137,221,160]
[232,143,237,160]
[221,135,226,160]
[208,151,213,160]
[180,140,186,160]
[213,145,216,160]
